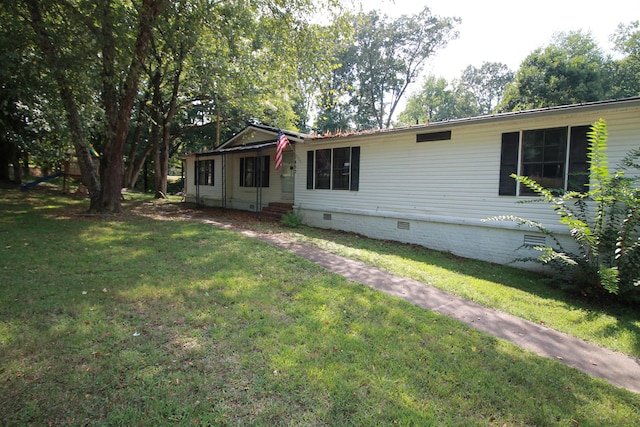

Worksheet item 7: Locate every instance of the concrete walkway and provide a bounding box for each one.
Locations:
[197,217,640,394]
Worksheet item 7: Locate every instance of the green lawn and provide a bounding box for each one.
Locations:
[1,186,639,426]
[283,227,640,360]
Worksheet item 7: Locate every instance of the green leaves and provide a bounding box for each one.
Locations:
[499,31,612,111]
[315,7,460,133]
[492,119,640,303]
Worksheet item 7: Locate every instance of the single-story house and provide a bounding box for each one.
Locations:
[183,97,640,269]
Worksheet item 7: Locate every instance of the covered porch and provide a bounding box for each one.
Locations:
[183,124,304,220]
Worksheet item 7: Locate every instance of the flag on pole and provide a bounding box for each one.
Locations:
[274,131,290,170]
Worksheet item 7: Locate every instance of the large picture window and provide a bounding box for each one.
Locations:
[499,125,589,196]
[195,159,214,186]
[307,147,360,191]
[240,155,270,187]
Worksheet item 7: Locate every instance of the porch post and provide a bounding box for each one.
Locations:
[256,148,263,219]
[195,153,200,206]
[222,153,227,210]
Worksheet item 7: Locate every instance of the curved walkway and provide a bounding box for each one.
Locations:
[195,216,640,394]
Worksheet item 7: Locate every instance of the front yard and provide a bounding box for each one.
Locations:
[1,186,639,426]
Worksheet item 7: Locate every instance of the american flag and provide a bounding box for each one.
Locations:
[274,131,290,170]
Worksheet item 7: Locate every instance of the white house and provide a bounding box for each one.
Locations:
[183,98,640,268]
[183,124,305,216]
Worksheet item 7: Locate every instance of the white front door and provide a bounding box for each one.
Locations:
[280,151,295,201]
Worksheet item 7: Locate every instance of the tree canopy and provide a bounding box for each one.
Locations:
[498,30,613,111]
[314,6,459,133]
[397,62,514,125]
[3,0,340,211]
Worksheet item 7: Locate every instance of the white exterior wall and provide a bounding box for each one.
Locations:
[184,146,297,210]
[183,154,224,206]
[295,103,640,268]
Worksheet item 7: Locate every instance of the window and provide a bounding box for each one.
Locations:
[195,159,214,186]
[306,147,360,191]
[240,155,270,187]
[499,126,589,196]
[315,149,331,189]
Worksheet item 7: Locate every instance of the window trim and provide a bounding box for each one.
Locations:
[195,159,214,186]
[240,155,270,188]
[306,146,360,191]
[498,125,589,196]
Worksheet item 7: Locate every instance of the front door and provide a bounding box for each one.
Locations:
[281,151,295,201]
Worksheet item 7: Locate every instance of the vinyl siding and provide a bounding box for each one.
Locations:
[298,105,639,226]
[184,147,297,210]
[295,103,640,267]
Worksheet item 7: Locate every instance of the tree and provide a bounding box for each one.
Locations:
[396,75,468,124]
[10,0,338,208]
[459,62,514,115]
[397,64,511,126]
[610,21,640,98]
[499,30,612,111]
[312,20,357,133]
[0,2,71,183]
[315,7,459,132]
[18,0,165,212]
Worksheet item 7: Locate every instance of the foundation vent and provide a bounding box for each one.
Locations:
[397,221,410,230]
[323,213,332,220]
[524,234,546,246]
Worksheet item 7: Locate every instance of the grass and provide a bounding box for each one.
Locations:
[279,227,640,360]
[1,185,640,425]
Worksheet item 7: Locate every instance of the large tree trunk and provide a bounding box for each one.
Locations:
[0,138,14,182]
[98,0,165,212]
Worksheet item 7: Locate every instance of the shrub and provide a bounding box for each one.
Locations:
[488,119,640,303]
[281,206,304,228]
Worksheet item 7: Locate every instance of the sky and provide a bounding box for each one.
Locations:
[362,0,640,86]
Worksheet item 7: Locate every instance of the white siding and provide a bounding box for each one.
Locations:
[295,103,640,267]
[184,147,297,210]
[183,154,224,206]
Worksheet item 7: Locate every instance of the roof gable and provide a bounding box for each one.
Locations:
[211,125,306,153]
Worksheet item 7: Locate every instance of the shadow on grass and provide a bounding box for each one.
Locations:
[1,187,639,425]
[277,224,640,357]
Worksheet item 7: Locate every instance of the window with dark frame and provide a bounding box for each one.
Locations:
[520,127,567,195]
[307,147,360,191]
[498,125,590,196]
[195,159,214,186]
[332,147,351,190]
[240,155,270,188]
[315,149,331,189]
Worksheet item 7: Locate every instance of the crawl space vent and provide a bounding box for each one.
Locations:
[524,234,546,246]
[323,213,332,221]
[397,221,410,230]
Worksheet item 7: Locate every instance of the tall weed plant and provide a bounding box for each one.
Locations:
[490,119,640,303]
